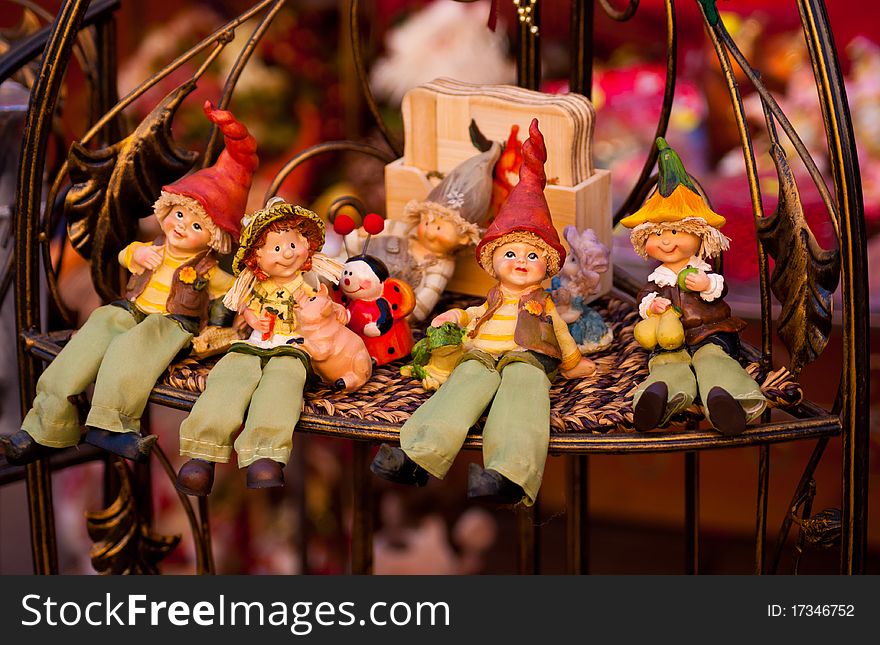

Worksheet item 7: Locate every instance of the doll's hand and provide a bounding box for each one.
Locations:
[430,310,461,327]
[561,357,597,380]
[243,308,270,333]
[363,322,381,337]
[233,313,249,334]
[685,270,711,292]
[132,244,163,271]
[650,297,672,314]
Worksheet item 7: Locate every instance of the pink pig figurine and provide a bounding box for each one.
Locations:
[298,284,373,392]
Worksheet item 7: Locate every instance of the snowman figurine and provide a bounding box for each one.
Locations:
[339,254,416,367]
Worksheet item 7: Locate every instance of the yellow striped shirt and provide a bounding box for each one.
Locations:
[119,242,233,315]
[454,286,581,370]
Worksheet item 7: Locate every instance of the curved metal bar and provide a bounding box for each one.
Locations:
[151,443,213,575]
[699,6,775,372]
[74,0,277,151]
[14,0,94,575]
[754,444,769,574]
[613,0,675,223]
[202,0,288,167]
[769,436,829,573]
[349,0,403,157]
[327,195,367,222]
[0,0,119,85]
[597,0,639,22]
[264,140,395,201]
[717,24,841,242]
[796,0,869,575]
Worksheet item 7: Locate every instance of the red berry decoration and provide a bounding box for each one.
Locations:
[333,213,357,235]
[363,212,385,235]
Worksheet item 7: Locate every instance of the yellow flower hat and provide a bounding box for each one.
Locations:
[620,138,726,230]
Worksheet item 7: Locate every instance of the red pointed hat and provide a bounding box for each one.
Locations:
[475,118,565,278]
[162,101,258,242]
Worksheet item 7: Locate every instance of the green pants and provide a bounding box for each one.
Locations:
[179,351,307,467]
[400,355,551,506]
[22,305,192,447]
[632,343,766,428]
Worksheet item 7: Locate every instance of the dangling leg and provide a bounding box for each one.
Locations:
[177,352,263,495]
[632,349,697,430]
[2,305,136,464]
[234,355,308,488]
[691,343,766,435]
[396,358,501,481]
[479,361,551,505]
[85,314,192,460]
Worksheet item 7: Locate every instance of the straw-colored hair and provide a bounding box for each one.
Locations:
[477,230,561,279]
[629,217,730,260]
[402,200,483,247]
[153,192,233,254]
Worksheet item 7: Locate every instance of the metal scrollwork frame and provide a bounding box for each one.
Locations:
[1,0,869,575]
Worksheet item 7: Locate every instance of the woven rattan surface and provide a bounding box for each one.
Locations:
[161,293,803,434]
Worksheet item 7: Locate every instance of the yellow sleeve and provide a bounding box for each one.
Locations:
[461,303,488,327]
[546,299,581,370]
[118,241,151,274]
[206,267,235,300]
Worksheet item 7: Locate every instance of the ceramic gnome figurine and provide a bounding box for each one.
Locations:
[0,101,255,465]
[549,225,613,354]
[339,254,416,367]
[175,198,353,496]
[623,138,766,434]
[371,119,596,506]
[337,143,500,322]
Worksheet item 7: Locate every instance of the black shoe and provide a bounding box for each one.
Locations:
[176,458,216,496]
[0,430,63,465]
[370,444,429,487]
[84,428,157,462]
[466,463,525,505]
[633,382,669,432]
[246,458,285,489]
[705,386,747,436]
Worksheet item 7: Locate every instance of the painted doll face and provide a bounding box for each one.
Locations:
[416,214,468,255]
[644,228,701,265]
[492,240,547,289]
[340,259,384,301]
[162,202,212,254]
[256,228,310,281]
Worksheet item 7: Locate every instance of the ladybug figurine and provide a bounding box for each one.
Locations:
[339,254,416,367]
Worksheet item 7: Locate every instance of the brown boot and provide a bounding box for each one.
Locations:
[633,382,668,432]
[246,458,285,489]
[0,430,63,465]
[705,386,747,435]
[175,459,216,496]
[84,428,157,462]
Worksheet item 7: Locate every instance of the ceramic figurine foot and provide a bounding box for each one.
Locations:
[84,428,157,462]
[370,443,429,487]
[466,463,524,505]
[0,430,63,466]
[246,458,285,489]
[705,386,747,436]
[633,381,669,432]
[176,458,216,496]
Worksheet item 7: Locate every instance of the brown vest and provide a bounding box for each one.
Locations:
[470,286,562,360]
[637,280,746,346]
[124,246,218,324]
